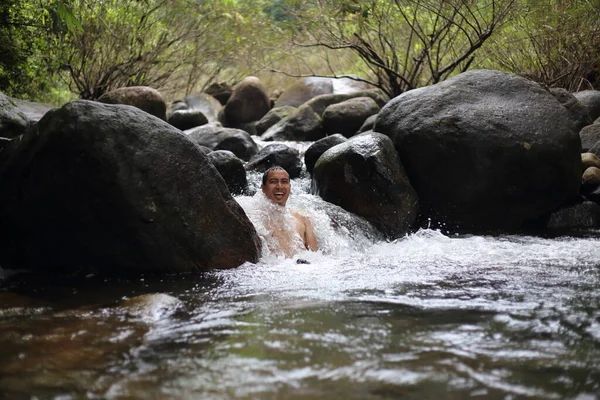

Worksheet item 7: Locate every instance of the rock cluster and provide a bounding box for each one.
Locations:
[1,70,598,276]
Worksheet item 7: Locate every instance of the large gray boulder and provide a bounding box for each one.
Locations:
[0,100,261,274]
[304,134,347,175]
[375,69,582,232]
[245,143,303,179]
[305,89,388,117]
[186,125,258,161]
[322,97,381,137]
[183,93,222,123]
[546,201,600,230]
[223,76,271,125]
[167,109,208,131]
[255,106,297,135]
[573,90,600,122]
[207,150,248,195]
[0,92,30,139]
[312,132,418,238]
[581,124,600,153]
[261,105,324,142]
[549,88,592,132]
[98,86,167,120]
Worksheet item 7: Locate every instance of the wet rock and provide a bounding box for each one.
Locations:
[98,86,167,120]
[204,82,233,105]
[358,114,377,134]
[573,90,600,121]
[0,100,261,274]
[322,97,381,137]
[0,137,10,149]
[549,88,592,131]
[169,100,188,113]
[261,104,324,142]
[582,183,600,203]
[183,93,222,123]
[582,166,600,185]
[121,293,182,321]
[256,106,297,135]
[583,124,600,154]
[223,76,271,125]
[167,109,208,131]
[207,150,248,195]
[546,201,600,230]
[582,153,600,170]
[186,125,257,161]
[0,92,30,139]
[304,134,347,175]
[312,132,418,238]
[375,69,582,232]
[305,89,388,117]
[245,143,303,179]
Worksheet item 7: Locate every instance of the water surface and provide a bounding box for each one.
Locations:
[1,185,599,399]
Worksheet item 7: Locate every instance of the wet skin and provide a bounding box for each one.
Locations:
[261,169,318,253]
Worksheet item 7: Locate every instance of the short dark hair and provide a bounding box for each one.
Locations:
[261,166,287,185]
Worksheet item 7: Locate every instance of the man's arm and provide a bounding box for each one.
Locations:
[303,215,318,251]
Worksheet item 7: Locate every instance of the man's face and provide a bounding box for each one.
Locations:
[261,169,291,206]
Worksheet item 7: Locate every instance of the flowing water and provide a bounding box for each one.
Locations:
[1,174,600,399]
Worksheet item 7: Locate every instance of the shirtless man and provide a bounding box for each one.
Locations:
[261,166,318,256]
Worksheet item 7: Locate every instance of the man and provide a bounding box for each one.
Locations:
[261,166,318,256]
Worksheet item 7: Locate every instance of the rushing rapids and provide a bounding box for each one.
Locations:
[0,172,599,399]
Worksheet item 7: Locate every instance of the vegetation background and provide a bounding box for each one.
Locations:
[1,0,599,106]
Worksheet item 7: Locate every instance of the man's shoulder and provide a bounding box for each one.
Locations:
[290,209,307,220]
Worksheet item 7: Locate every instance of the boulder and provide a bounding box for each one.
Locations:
[582,124,600,154]
[207,150,248,195]
[183,93,222,123]
[255,106,297,135]
[312,132,418,238]
[167,109,208,131]
[582,183,600,204]
[186,125,257,161]
[304,134,347,175]
[98,86,167,120]
[0,137,10,149]
[245,143,303,179]
[169,100,188,113]
[1,92,30,139]
[204,82,233,105]
[582,153,600,170]
[275,77,334,108]
[305,89,388,117]
[358,114,377,134]
[582,166,600,186]
[0,100,261,274]
[261,105,324,142]
[375,69,582,232]
[549,88,592,131]
[322,97,381,137]
[573,90,600,121]
[546,201,600,230]
[223,76,271,125]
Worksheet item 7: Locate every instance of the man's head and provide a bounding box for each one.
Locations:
[261,166,290,206]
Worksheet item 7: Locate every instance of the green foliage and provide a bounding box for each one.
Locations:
[484,0,600,91]
[2,0,600,103]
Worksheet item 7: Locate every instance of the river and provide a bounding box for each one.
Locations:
[0,164,599,399]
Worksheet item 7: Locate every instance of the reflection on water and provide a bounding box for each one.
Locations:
[1,191,600,398]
